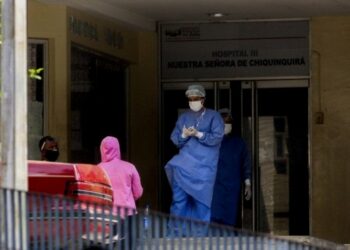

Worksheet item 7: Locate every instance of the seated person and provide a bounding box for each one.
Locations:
[39,135,59,162]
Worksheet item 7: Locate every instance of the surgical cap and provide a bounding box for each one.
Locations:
[185,84,206,97]
[218,108,233,119]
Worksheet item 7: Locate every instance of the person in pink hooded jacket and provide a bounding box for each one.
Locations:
[98,136,143,215]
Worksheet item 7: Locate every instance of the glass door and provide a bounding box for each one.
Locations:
[160,80,309,235]
[242,80,309,235]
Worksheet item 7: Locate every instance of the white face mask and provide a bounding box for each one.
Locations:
[189,101,203,112]
[224,124,232,135]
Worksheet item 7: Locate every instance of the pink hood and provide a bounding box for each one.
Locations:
[100,136,121,162]
[98,136,143,216]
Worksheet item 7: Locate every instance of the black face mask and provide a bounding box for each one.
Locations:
[45,150,59,162]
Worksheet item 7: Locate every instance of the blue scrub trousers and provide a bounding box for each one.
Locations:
[169,179,210,236]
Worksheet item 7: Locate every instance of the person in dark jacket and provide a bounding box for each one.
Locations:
[211,109,252,227]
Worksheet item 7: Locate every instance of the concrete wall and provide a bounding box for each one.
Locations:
[310,16,350,243]
[28,0,69,160]
[67,8,139,62]
[129,32,158,208]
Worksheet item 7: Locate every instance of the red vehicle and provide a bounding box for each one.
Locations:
[28,160,113,205]
[27,160,116,247]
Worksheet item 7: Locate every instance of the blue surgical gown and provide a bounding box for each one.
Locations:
[211,135,251,226]
[165,108,224,208]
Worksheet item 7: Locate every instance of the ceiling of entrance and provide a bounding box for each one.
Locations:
[41,0,350,30]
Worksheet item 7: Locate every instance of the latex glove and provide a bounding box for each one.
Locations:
[187,126,197,136]
[181,126,192,138]
[188,127,204,139]
[244,179,252,200]
[195,131,204,138]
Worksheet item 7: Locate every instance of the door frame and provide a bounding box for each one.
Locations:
[242,79,309,233]
[159,79,310,235]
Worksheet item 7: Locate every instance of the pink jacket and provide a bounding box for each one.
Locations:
[98,136,143,215]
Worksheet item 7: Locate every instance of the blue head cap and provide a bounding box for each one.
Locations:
[218,108,233,120]
[185,84,206,98]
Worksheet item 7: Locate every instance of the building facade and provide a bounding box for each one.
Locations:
[27,0,350,244]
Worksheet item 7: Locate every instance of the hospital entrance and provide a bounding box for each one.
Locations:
[160,80,309,235]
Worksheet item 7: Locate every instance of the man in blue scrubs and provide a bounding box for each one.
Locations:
[211,109,252,227]
[164,84,224,235]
